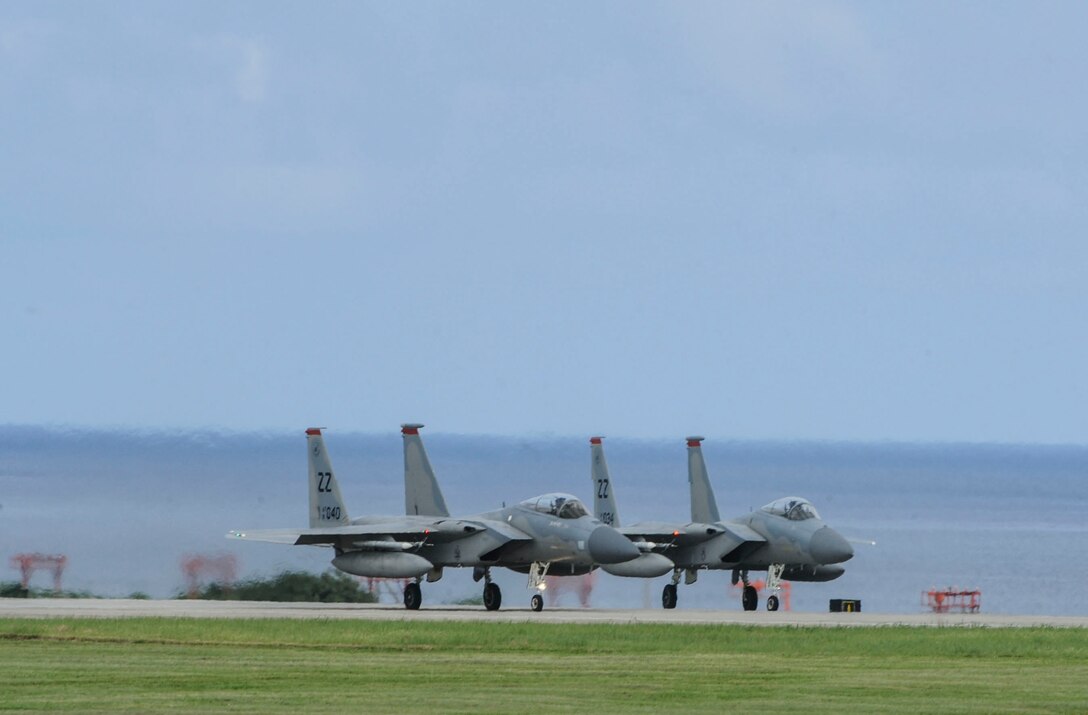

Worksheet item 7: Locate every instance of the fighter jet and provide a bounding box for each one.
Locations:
[229,426,638,612]
[589,435,854,611]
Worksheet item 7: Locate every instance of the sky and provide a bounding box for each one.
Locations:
[2,2,1086,443]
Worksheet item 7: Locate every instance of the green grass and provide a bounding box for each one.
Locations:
[1,618,1086,713]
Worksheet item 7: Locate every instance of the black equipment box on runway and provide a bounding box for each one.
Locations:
[830,599,861,612]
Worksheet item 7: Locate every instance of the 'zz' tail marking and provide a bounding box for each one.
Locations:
[306,428,349,527]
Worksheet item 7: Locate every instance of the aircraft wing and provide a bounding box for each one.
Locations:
[714,522,768,563]
[464,517,534,543]
[615,521,769,556]
[228,517,517,547]
[721,523,765,543]
[228,528,311,545]
[616,521,729,548]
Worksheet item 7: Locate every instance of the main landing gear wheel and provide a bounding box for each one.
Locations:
[662,584,678,609]
[404,582,422,610]
[530,593,544,612]
[742,585,758,612]
[766,594,780,612]
[483,582,502,611]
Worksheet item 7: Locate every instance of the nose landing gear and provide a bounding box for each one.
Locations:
[764,564,785,612]
[527,561,551,611]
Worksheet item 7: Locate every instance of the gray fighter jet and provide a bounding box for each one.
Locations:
[589,436,854,611]
[229,426,638,611]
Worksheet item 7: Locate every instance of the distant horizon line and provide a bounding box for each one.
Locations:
[2,422,1086,451]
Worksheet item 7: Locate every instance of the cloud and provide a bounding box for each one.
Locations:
[0,17,59,68]
[235,39,267,103]
[674,2,884,118]
[191,33,269,103]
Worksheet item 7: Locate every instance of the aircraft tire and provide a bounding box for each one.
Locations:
[742,585,758,611]
[766,595,780,612]
[662,584,678,609]
[530,593,544,612]
[404,583,422,610]
[483,583,502,611]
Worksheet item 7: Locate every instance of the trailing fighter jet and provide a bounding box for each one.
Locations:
[589,435,854,611]
[229,426,638,611]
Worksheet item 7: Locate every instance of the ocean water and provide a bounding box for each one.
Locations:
[1,427,1085,615]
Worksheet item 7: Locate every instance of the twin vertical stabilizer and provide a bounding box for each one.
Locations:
[402,424,450,517]
[306,428,350,527]
[589,436,620,527]
[687,436,721,524]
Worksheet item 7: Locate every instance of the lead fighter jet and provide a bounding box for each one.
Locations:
[229,426,638,611]
[590,436,854,611]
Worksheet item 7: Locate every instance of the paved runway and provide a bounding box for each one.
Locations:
[1,598,1085,627]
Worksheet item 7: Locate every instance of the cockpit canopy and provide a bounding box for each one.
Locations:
[761,497,821,521]
[521,493,590,519]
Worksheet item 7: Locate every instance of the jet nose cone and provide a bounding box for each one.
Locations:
[810,527,854,564]
[588,526,640,564]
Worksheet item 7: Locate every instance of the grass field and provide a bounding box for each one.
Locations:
[1,618,1086,713]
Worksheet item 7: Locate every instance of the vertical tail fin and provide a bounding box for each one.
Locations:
[402,424,450,517]
[590,436,620,527]
[687,436,721,524]
[307,428,350,527]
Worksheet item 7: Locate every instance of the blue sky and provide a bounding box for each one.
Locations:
[2,3,1085,443]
